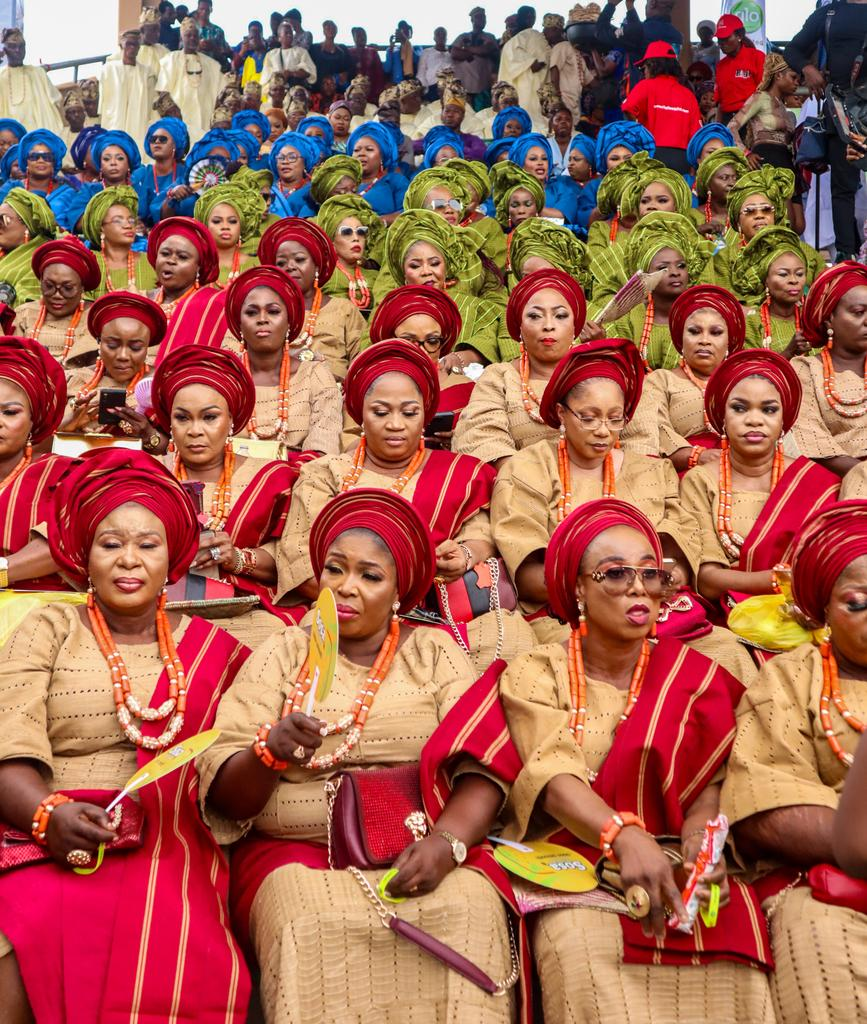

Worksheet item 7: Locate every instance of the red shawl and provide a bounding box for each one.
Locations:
[552,637,773,970]
[438,379,476,425]
[222,460,298,619]
[154,286,229,365]
[229,662,531,1022]
[410,449,495,546]
[735,456,840,573]
[0,617,252,1022]
[0,454,70,590]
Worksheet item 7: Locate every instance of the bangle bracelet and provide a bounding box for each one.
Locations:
[32,793,72,846]
[600,811,646,864]
[687,446,702,469]
[771,562,789,594]
[682,827,707,846]
[252,723,288,771]
[459,544,474,573]
[231,547,245,575]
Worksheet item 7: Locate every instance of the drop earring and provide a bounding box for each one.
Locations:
[578,600,587,637]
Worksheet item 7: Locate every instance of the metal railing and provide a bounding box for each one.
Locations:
[41,54,110,81]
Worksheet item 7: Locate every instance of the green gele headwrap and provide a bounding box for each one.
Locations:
[309,155,362,207]
[595,150,665,218]
[5,188,56,238]
[384,208,469,283]
[194,181,266,243]
[694,146,749,202]
[731,225,813,306]
[621,164,693,218]
[316,193,385,265]
[403,167,471,212]
[445,157,491,204]
[81,185,139,247]
[727,166,794,226]
[490,161,545,228]
[509,217,591,291]
[625,210,713,279]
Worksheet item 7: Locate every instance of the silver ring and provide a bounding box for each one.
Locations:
[209,546,221,561]
[292,744,307,759]
[66,848,93,867]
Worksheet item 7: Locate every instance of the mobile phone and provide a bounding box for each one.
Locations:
[97,387,128,425]
[425,410,455,437]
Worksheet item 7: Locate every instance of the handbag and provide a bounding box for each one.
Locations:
[324,763,427,871]
[324,766,521,996]
[433,558,517,661]
[808,863,867,914]
[0,790,145,874]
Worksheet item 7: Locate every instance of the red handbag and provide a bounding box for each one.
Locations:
[325,763,426,870]
[0,790,145,874]
[808,863,867,914]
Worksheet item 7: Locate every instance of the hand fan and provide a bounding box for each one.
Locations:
[187,156,228,193]
[305,587,339,714]
[596,269,666,324]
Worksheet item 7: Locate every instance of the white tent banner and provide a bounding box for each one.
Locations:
[721,0,767,52]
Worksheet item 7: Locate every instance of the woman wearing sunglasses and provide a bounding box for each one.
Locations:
[133,117,190,227]
[316,193,383,315]
[491,338,698,640]
[498,498,774,1024]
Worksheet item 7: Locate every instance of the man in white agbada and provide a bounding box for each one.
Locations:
[100,31,153,140]
[156,17,221,136]
[108,8,167,80]
[498,5,550,123]
[260,20,316,105]
[0,28,64,133]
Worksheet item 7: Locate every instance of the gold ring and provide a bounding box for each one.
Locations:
[625,884,651,919]
[66,849,93,867]
[292,745,307,759]
[119,419,134,435]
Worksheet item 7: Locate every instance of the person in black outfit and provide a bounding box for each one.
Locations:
[159,1,180,51]
[310,20,352,93]
[595,0,682,88]
[786,0,867,260]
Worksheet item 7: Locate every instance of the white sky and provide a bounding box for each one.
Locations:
[21,0,817,83]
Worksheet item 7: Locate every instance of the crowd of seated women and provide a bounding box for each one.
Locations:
[0,92,865,1024]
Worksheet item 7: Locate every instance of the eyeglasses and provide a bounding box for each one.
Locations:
[27,151,53,163]
[336,225,369,237]
[150,134,171,143]
[40,280,81,298]
[104,216,136,228]
[741,203,774,216]
[426,198,462,213]
[276,151,301,163]
[588,565,674,597]
[562,404,626,431]
[398,333,445,353]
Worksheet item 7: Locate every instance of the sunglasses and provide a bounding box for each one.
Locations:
[336,225,369,237]
[588,565,674,597]
[741,204,775,216]
[27,151,53,163]
[426,198,462,213]
[150,134,171,143]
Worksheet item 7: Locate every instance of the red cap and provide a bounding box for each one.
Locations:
[715,14,743,38]
[636,40,678,64]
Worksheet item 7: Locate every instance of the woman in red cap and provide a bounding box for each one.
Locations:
[257,217,364,381]
[61,291,165,436]
[680,349,839,610]
[722,500,867,1023]
[201,489,521,1024]
[13,236,101,367]
[0,336,70,590]
[790,262,867,478]
[146,215,220,319]
[368,285,473,436]
[499,498,773,1024]
[453,269,589,467]
[276,339,497,613]
[224,266,341,456]
[491,338,698,638]
[0,449,251,1023]
[151,345,300,644]
[645,284,745,472]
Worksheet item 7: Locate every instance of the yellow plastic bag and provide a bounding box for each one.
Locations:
[0,591,87,647]
[728,593,822,652]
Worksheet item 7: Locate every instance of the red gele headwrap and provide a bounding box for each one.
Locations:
[539,337,645,429]
[790,500,867,626]
[369,286,463,356]
[32,236,101,293]
[150,345,255,434]
[147,215,220,286]
[546,498,663,627]
[0,335,67,442]
[505,268,587,342]
[87,291,167,348]
[309,487,436,613]
[343,337,440,426]
[224,265,306,342]
[257,217,337,284]
[703,348,801,435]
[669,284,746,355]
[49,449,200,584]
[801,261,867,348]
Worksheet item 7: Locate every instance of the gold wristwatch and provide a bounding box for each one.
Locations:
[0,556,9,589]
[434,830,467,865]
[143,431,161,452]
